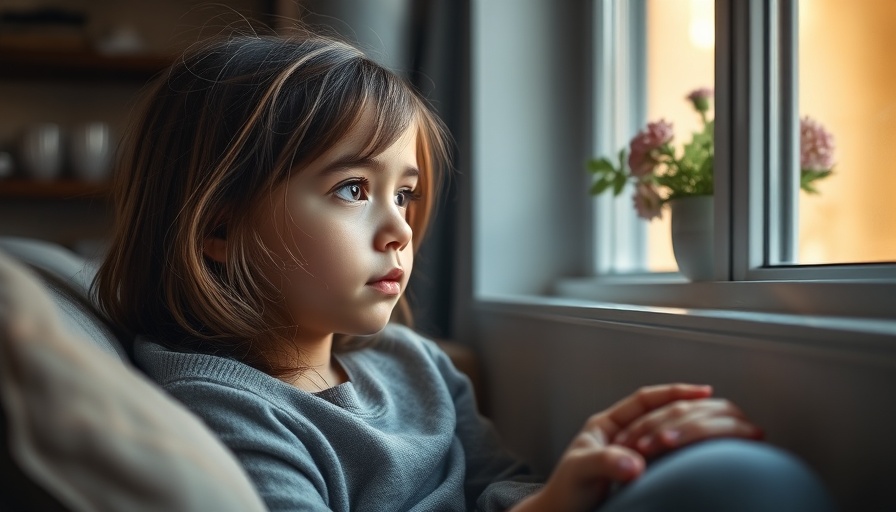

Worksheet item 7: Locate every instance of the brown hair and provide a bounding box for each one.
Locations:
[93,33,450,377]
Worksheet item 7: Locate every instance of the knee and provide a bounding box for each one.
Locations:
[658,439,835,511]
[606,439,837,512]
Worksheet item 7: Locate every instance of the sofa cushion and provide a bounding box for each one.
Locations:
[0,237,95,297]
[0,249,268,512]
[0,237,128,361]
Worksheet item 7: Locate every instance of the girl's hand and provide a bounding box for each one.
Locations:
[613,392,764,459]
[511,383,715,512]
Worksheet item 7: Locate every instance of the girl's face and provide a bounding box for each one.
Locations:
[252,114,419,341]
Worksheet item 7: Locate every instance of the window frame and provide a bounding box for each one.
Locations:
[727,0,896,281]
[592,0,649,274]
[592,0,896,284]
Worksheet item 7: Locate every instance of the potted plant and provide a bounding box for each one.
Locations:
[587,88,835,280]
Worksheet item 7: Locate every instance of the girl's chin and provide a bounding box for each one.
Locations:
[340,316,395,337]
[332,300,403,336]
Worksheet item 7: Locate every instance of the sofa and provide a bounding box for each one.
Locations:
[0,236,271,511]
[0,236,481,511]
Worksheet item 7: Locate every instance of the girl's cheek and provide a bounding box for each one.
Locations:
[401,246,414,275]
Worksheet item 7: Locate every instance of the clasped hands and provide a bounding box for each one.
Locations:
[513,384,764,512]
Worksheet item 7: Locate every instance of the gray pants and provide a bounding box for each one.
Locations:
[599,440,837,512]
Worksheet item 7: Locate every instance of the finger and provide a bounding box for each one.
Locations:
[566,422,645,482]
[590,384,713,440]
[631,403,731,453]
[545,442,647,511]
[569,420,610,451]
[635,416,764,458]
[566,442,646,484]
[615,398,744,447]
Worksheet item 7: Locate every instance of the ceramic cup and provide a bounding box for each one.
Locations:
[0,152,14,179]
[70,122,112,182]
[20,123,63,181]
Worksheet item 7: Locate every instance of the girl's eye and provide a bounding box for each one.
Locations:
[395,189,420,208]
[334,182,366,202]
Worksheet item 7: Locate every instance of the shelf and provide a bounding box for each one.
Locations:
[0,49,173,82]
[0,179,108,199]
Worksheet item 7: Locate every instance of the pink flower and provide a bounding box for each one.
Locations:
[628,120,674,177]
[800,116,835,171]
[686,87,713,113]
[633,183,663,220]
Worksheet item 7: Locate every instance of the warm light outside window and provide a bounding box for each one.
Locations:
[793,0,896,265]
[633,0,895,273]
[643,0,714,272]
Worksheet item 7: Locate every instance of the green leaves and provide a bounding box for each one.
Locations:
[586,96,720,205]
[587,151,629,197]
[800,169,832,194]
[589,175,615,195]
[587,156,616,175]
[612,171,627,195]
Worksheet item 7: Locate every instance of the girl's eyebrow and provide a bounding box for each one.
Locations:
[319,156,420,179]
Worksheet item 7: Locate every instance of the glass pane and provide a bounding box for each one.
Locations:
[645,0,715,272]
[797,0,896,264]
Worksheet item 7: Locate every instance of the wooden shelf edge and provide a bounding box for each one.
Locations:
[0,179,109,199]
[0,49,173,81]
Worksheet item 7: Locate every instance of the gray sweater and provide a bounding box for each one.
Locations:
[134,324,542,511]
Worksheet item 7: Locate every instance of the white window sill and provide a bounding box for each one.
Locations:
[554,275,896,320]
[476,280,896,369]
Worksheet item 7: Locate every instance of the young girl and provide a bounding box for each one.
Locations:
[93,32,835,511]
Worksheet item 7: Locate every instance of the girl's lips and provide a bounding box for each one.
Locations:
[367,268,404,295]
[372,268,404,282]
[368,280,401,295]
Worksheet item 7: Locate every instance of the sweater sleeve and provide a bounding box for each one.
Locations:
[164,380,334,512]
[421,338,544,511]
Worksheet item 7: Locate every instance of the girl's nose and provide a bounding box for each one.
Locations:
[374,203,413,253]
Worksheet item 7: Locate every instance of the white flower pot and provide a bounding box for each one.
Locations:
[669,195,714,281]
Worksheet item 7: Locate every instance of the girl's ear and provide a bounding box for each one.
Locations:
[203,224,228,263]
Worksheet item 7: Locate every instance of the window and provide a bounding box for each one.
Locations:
[793,0,896,265]
[592,0,716,275]
[643,0,715,272]
[592,0,896,282]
